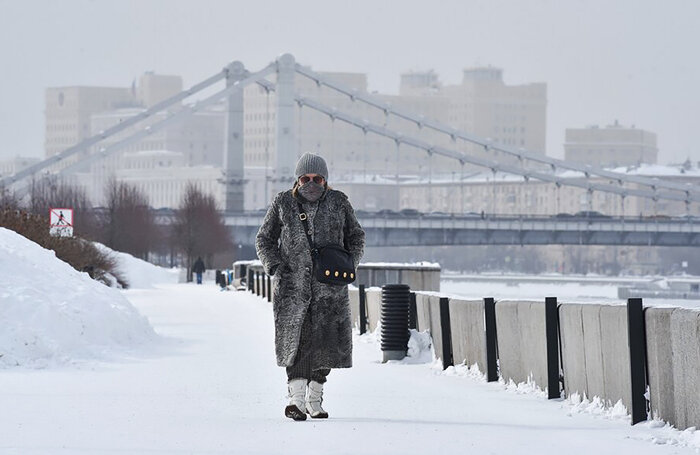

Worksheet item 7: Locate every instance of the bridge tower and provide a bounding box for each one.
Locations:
[223,61,247,212]
[272,53,298,197]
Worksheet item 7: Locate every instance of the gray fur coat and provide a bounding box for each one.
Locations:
[255,188,365,369]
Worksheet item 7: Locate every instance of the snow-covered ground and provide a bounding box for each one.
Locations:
[2,231,700,453]
[3,284,700,454]
[0,228,157,369]
[93,242,181,289]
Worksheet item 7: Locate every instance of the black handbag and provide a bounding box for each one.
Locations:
[297,201,356,285]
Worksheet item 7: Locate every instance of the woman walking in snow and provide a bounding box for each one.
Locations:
[255,152,365,421]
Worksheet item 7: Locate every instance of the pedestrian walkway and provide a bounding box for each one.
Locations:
[0,284,695,454]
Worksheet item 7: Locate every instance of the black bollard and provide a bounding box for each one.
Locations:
[380,284,410,362]
[484,297,498,382]
[261,272,266,299]
[359,284,367,335]
[545,297,561,399]
[248,269,254,293]
[627,298,648,425]
[439,297,454,369]
[256,271,261,296]
[266,275,272,302]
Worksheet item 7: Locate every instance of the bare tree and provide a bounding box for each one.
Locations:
[172,182,232,281]
[27,176,99,239]
[0,183,18,210]
[1,205,128,288]
[101,177,155,260]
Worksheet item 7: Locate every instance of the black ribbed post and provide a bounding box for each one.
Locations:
[484,297,498,382]
[248,269,254,292]
[359,284,367,335]
[215,270,222,287]
[627,298,648,425]
[439,297,453,370]
[381,284,410,362]
[545,297,561,399]
[408,292,418,330]
[256,271,261,296]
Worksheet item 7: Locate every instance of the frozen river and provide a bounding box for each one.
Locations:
[440,273,700,309]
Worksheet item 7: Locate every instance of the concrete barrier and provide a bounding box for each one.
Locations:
[448,298,487,372]
[355,263,441,291]
[559,303,632,410]
[559,304,588,401]
[414,292,432,334]
[495,301,548,389]
[247,261,700,430]
[581,304,606,401]
[426,295,445,363]
[366,288,382,333]
[599,305,632,412]
[645,307,675,423]
[349,287,360,330]
[670,308,700,430]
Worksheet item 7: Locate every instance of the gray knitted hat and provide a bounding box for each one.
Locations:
[295,152,328,180]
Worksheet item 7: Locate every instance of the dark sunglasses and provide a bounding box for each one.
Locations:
[299,175,324,184]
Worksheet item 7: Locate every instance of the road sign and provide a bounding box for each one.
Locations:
[49,208,74,237]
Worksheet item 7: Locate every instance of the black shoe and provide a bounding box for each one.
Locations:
[285,404,307,421]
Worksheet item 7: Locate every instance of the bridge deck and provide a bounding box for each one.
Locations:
[213,213,700,247]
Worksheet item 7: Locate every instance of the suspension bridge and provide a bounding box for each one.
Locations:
[2,53,699,249]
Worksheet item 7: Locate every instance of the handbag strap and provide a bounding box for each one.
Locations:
[297,201,318,257]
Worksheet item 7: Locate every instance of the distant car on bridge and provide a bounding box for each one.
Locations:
[574,210,611,218]
[375,209,399,217]
[399,208,421,217]
[425,211,452,218]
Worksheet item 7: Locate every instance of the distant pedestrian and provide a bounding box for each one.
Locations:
[193,257,205,284]
[256,152,365,421]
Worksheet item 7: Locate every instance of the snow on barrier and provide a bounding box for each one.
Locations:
[414,294,445,362]
[355,263,440,291]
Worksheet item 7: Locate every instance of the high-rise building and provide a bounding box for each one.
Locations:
[44,73,184,158]
[389,66,547,170]
[564,121,658,167]
[45,86,135,157]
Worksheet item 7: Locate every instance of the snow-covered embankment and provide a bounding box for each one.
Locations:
[0,227,157,368]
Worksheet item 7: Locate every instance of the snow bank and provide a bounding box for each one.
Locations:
[0,228,157,368]
[93,242,181,289]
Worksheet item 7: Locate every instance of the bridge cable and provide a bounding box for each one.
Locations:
[1,70,229,188]
[292,64,700,197]
[286,92,699,204]
[251,76,699,204]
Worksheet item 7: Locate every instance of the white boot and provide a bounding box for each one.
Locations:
[306,380,329,418]
[285,379,307,421]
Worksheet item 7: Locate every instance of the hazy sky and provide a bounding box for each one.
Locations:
[1,0,698,164]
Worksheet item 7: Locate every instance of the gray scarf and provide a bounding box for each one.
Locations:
[298,182,325,202]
